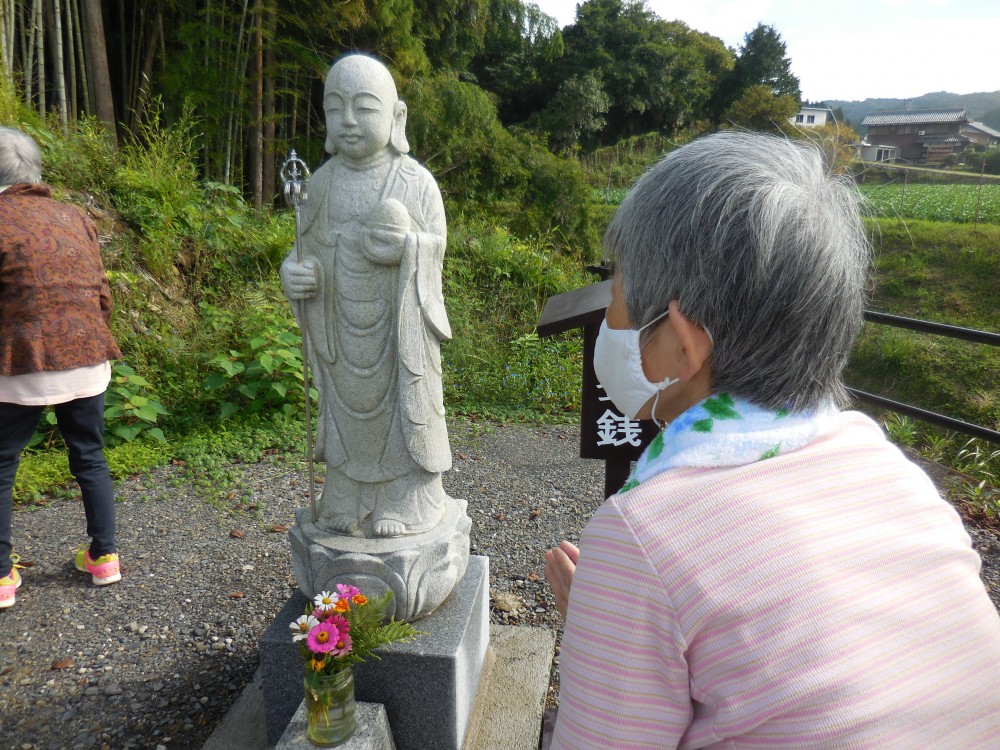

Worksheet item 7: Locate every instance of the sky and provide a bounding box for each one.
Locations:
[529,0,1000,102]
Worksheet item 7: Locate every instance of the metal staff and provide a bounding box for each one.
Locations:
[280,150,317,523]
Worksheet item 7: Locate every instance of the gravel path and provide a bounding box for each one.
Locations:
[1,419,997,750]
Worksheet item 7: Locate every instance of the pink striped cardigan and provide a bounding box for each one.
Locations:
[551,411,1000,749]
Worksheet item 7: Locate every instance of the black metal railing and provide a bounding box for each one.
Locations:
[849,311,1000,444]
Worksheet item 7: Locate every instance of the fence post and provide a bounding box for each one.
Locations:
[899,168,908,221]
[974,161,985,229]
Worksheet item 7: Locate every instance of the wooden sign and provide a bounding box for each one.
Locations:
[537,280,658,496]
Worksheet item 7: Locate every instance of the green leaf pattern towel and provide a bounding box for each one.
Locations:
[620,394,838,493]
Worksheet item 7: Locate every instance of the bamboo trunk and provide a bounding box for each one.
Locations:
[36,0,44,116]
[82,0,117,145]
[132,4,160,131]
[262,3,276,206]
[0,0,8,76]
[24,0,36,105]
[71,0,89,116]
[251,0,263,209]
[52,0,69,132]
[65,0,77,119]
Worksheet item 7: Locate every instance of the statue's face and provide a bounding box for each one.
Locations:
[324,58,397,162]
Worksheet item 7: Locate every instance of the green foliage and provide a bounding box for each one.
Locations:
[537,71,611,153]
[883,413,919,447]
[580,131,689,196]
[469,0,564,124]
[405,73,598,253]
[442,221,590,418]
[711,23,800,120]
[553,0,733,143]
[104,363,170,445]
[860,183,1000,224]
[720,84,799,133]
[510,133,599,253]
[404,73,524,198]
[412,0,489,71]
[27,117,117,191]
[200,294,315,420]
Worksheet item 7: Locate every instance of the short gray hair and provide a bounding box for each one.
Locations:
[0,126,43,184]
[606,130,870,412]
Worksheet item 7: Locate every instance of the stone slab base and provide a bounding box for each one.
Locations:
[261,556,490,749]
[276,702,395,750]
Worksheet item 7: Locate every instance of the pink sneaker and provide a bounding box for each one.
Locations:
[0,556,24,609]
[74,548,121,585]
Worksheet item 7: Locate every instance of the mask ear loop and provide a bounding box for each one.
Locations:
[650,375,680,429]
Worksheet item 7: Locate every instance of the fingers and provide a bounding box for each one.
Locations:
[559,540,580,564]
[545,542,579,619]
[281,261,318,300]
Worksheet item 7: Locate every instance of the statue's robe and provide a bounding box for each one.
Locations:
[291,152,451,531]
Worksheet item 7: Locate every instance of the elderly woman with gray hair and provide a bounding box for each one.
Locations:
[544,131,1000,748]
[0,127,123,610]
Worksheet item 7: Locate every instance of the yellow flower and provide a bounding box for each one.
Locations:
[311,658,325,671]
[352,594,367,606]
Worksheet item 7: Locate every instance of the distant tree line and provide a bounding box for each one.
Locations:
[0,0,801,206]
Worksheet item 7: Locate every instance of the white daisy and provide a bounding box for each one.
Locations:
[289,614,319,642]
[313,590,338,612]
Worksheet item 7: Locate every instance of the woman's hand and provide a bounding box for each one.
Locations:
[545,540,580,619]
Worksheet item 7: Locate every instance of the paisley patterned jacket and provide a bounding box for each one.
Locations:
[0,183,121,376]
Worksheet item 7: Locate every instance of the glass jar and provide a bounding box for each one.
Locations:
[303,667,357,746]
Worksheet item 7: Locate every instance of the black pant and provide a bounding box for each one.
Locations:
[0,392,116,577]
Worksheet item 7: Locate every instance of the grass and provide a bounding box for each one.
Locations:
[845,217,1000,502]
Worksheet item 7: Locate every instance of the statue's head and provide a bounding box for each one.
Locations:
[323,54,409,159]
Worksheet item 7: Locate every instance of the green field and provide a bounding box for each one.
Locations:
[859,183,1000,224]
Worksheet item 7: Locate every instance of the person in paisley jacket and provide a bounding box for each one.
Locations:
[0,126,124,609]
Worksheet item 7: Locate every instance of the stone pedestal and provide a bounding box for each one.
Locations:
[289,496,471,622]
[261,556,490,749]
[276,702,395,750]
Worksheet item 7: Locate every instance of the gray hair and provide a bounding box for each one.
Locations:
[606,130,870,412]
[0,126,42,184]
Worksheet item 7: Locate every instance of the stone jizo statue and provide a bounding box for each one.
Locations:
[281,54,452,540]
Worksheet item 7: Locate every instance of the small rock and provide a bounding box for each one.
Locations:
[490,591,523,613]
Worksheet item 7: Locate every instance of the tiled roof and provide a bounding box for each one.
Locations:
[861,108,967,126]
[966,121,1000,139]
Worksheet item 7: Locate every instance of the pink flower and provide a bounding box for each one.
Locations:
[306,621,342,653]
[336,583,361,600]
[329,632,353,657]
[327,614,350,638]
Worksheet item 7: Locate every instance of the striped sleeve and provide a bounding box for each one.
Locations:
[550,498,692,750]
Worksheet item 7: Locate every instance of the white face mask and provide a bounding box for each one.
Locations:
[593,311,680,420]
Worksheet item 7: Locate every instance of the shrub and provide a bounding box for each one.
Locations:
[199,287,314,420]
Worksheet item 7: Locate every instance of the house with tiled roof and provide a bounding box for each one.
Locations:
[859,108,972,164]
[963,120,1000,149]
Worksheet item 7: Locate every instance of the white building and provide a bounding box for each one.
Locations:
[790,106,835,128]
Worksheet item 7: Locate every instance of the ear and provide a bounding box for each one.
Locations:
[665,300,713,381]
[390,101,410,154]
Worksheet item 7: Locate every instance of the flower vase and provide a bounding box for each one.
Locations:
[303,667,357,746]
